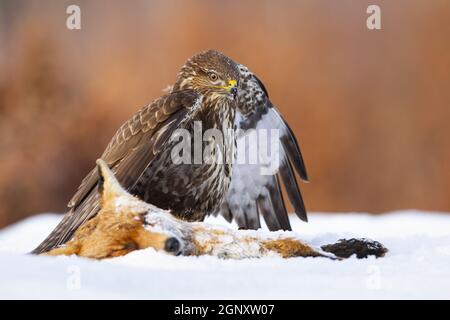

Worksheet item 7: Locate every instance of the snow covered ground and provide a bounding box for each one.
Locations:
[1,210,450,299]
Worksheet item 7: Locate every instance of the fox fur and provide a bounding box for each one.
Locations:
[43,159,339,259]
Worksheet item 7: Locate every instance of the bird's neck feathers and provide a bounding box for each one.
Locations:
[190,95,236,130]
[172,62,197,92]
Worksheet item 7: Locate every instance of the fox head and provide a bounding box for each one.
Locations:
[95,159,184,256]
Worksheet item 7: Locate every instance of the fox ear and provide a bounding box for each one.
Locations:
[96,159,127,208]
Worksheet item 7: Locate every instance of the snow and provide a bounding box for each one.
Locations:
[1,210,450,299]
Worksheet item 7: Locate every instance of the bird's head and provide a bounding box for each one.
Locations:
[173,50,240,100]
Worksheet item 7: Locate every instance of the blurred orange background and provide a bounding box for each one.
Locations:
[0,0,449,228]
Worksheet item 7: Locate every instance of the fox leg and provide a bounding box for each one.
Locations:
[260,238,332,258]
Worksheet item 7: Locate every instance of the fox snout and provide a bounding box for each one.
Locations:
[164,237,182,255]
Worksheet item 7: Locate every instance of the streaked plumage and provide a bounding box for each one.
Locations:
[32,50,309,254]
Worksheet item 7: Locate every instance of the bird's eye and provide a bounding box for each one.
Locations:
[209,72,219,81]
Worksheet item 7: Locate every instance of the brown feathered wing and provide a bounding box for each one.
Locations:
[31,90,200,254]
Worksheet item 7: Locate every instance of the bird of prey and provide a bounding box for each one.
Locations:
[32,50,308,254]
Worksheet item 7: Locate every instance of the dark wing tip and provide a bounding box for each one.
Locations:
[265,103,308,183]
[277,114,309,182]
[296,206,309,222]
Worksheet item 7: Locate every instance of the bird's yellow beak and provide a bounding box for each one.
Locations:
[225,80,237,92]
[212,80,238,97]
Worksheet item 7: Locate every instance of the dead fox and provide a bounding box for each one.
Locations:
[44,159,387,260]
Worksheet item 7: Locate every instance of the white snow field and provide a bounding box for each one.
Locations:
[0,210,449,299]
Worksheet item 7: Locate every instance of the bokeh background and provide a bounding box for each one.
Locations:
[0,0,449,228]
